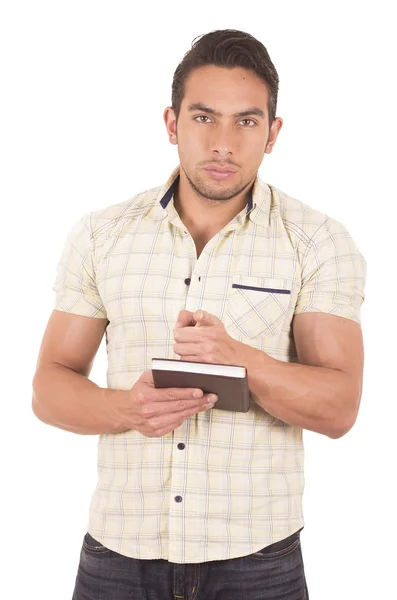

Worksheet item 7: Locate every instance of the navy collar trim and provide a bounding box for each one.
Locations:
[160,176,179,209]
[159,175,253,212]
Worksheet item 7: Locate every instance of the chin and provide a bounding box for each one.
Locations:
[195,182,241,202]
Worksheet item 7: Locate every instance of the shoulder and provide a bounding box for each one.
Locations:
[268,184,363,257]
[269,184,331,244]
[80,183,164,241]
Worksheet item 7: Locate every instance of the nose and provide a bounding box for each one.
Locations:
[210,125,235,158]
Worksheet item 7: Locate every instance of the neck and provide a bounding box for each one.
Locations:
[174,170,254,234]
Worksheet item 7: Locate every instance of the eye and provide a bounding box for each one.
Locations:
[194,115,212,124]
[240,119,256,127]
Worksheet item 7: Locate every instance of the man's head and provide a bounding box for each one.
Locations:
[164,30,283,202]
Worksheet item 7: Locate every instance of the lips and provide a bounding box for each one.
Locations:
[204,164,237,173]
[204,167,237,180]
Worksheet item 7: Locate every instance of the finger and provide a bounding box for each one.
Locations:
[175,355,201,362]
[167,393,218,415]
[151,386,205,402]
[194,310,219,327]
[175,310,196,328]
[173,324,208,342]
[173,342,204,357]
[150,395,218,436]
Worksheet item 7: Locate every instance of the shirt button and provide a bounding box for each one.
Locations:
[177,443,185,450]
[175,495,183,503]
[184,278,191,285]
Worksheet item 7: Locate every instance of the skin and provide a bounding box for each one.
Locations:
[173,309,363,438]
[163,66,283,251]
[32,311,217,437]
[32,65,364,439]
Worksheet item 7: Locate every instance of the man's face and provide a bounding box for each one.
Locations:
[164,65,282,202]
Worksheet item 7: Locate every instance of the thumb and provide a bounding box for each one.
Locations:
[194,310,217,327]
[138,369,154,386]
[175,309,195,329]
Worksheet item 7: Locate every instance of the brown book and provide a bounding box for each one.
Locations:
[151,358,250,413]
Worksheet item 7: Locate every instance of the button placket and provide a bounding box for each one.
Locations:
[171,421,189,517]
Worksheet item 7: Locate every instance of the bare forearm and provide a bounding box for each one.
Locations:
[241,346,360,438]
[32,364,129,435]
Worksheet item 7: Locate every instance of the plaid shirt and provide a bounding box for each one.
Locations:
[53,166,366,563]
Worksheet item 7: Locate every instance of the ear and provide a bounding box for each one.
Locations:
[265,116,283,155]
[163,107,178,146]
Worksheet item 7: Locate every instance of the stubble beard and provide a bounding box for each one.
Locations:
[182,165,254,203]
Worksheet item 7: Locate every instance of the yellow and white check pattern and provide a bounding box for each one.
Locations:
[53,166,366,563]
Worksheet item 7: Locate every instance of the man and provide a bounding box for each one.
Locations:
[32,29,366,600]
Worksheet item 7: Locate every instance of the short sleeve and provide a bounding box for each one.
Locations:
[294,218,366,324]
[52,213,107,319]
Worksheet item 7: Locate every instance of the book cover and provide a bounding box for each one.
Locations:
[151,358,250,413]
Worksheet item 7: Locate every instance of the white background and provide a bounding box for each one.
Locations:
[1,1,396,598]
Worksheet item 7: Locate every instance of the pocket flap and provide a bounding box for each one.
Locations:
[231,275,291,294]
[226,276,292,339]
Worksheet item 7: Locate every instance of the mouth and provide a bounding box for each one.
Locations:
[203,164,238,180]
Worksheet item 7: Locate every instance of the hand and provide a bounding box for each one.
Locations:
[173,309,242,364]
[126,370,218,437]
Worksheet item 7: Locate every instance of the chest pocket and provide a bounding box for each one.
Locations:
[225,276,292,339]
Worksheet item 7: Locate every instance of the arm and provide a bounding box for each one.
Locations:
[173,309,364,439]
[245,216,366,437]
[243,312,364,438]
[174,220,365,437]
[32,310,218,436]
[32,309,129,435]
[34,213,217,437]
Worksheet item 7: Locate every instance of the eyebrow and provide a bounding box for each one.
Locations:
[187,102,265,119]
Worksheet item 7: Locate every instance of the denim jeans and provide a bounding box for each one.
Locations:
[72,529,309,599]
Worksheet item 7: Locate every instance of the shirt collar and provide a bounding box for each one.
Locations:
[157,165,271,228]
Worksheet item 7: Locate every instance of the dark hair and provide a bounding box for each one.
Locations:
[171,29,279,126]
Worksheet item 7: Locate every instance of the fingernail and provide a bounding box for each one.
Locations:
[206,402,215,409]
[193,390,203,398]
[208,394,218,402]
